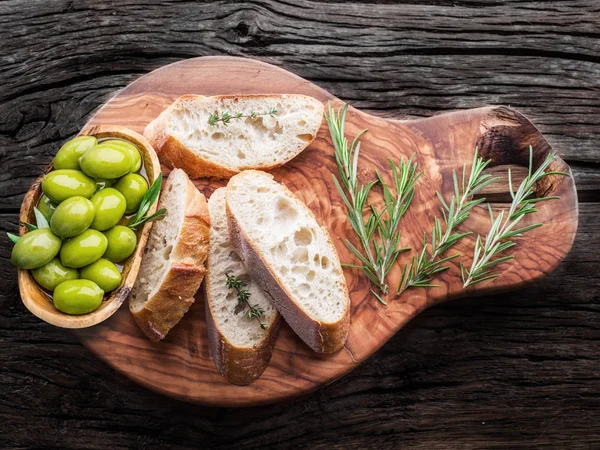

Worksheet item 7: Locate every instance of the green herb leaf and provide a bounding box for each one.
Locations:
[371,290,388,305]
[326,102,421,295]
[7,232,20,244]
[24,222,38,231]
[34,207,50,229]
[397,148,500,294]
[462,146,567,287]
[129,209,166,229]
[225,273,267,330]
[209,108,279,126]
[129,174,165,229]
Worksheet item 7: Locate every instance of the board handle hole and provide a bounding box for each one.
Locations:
[474,106,569,203]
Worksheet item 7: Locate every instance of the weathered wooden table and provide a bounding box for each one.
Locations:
[1,1,598,448]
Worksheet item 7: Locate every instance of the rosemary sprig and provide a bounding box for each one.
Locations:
[7,233,19,244]
[397,150,499,294]
[128,173,167,229]
[326,103,421,298]
[208,107,278,126]
[461,147,567,287]
[225,273,267,329]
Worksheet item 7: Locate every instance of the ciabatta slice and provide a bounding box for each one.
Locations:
[226,170,350,354]
[205,188,281,385]
[130,169,210,341]
[143,94,324,179]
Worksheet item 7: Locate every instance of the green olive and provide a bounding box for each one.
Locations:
[90,188,126,231]
[53,136,97,170]
[53,279,104,315]
[95,178,115,191]
[101,139,142,172]
[37,194,57,222]
[10,228,62,269]
[50,196,95,238]
[32,258,78,292]
[114,173,148,214]
[79,144,131,179]
[80,258,122,292]
[60,229,108,268]
[42,169,96,203]
[103,225,137,262]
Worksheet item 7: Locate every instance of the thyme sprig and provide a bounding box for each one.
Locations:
[326,103,421,299]
[225,273,267,329]
[128,173,166,229]
[208,107,278,127]
[461,147,567,287]
[397,150,499,294]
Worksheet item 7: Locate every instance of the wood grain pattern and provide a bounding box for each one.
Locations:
[18,126,160,328]
[71,56,578,406]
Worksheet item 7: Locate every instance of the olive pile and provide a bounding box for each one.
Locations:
[11,136,150,315]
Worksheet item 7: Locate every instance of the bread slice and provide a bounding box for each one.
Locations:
[130,169,210,341]
[225,170,350,354]
[205,188,281,385]
[143,94,324,179]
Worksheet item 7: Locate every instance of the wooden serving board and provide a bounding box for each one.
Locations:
[75,56,578,406]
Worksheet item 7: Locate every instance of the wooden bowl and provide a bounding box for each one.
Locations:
[18,125,161,328]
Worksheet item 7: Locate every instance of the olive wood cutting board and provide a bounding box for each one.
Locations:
[75,56,578,406]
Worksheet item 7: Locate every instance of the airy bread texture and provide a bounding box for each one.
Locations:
[143,94,324,179]
[130,169,210,341]
[226,170,350,354]
[205,188,280,385]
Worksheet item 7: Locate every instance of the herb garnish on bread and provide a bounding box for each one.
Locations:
[226,170,350,354]
[205,188,280,385]
[143,94,324,179]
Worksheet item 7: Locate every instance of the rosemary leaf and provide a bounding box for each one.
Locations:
[326,102,422,295]
[7,232,20,244]
[461,146,566,288]
[397,149,499,294]
[371,290,388,306]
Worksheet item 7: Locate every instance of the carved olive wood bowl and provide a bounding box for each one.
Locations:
[18,126,161,328]
[67,57,576,406]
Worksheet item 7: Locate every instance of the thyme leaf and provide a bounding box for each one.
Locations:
[209,107,278,127]
[226,273,267,330]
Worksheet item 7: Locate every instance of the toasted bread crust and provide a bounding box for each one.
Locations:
[143,94,323,180]
[133,263,206,341]
[225,173,350,354]
[204,285,282,385]
[131,171,210,342]
[153,135,238,180]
